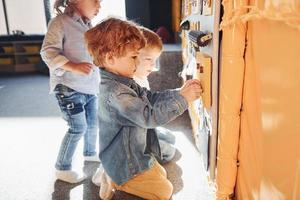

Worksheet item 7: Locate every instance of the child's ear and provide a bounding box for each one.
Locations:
[105,53,115,66]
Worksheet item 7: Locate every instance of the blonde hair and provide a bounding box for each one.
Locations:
[85,17,146,67]
[140,27,163,51]
[53,0,79,15]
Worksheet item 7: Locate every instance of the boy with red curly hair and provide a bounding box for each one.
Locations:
[85,17,202,200]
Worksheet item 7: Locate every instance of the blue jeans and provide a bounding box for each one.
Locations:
[54,84,98,170]
[156,127,176,164]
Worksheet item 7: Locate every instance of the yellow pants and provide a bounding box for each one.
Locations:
[113,162,173,200]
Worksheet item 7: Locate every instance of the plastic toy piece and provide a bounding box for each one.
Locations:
[188,30,213,47]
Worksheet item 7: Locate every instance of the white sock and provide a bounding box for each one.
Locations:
[92,165,104,186]
[84,154,100,162]
[55,170,87,184]
[99,172,114,200]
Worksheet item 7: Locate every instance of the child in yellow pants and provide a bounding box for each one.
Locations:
[85,17,202,200]
[112,161,173,200]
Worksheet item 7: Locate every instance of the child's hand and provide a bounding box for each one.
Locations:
[64,61,93,75]
[179,79,203,103]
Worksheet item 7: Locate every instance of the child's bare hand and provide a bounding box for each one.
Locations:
[72,62,93,75]
[64,61,93,75]
[180,79,203,103]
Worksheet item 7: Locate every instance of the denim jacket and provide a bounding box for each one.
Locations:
[99,69,188,185]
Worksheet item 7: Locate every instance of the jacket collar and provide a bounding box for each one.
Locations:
[100,69,136,88]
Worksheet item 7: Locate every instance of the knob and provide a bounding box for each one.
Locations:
[188,30,213,47]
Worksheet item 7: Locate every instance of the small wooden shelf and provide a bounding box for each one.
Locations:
[0,35,47,73]
[0,52,41,56]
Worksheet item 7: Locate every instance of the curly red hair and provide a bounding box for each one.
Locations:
[85,17,146,67]
[140,27,163,51]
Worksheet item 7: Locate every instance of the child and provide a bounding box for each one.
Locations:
[134,27,177,164]
[85,17,202,199]
[40,0,102,183]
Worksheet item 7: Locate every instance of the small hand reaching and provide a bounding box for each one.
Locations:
[179,79,203,103]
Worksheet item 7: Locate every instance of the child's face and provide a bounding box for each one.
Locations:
[76,0,101,20]
[106,49,140,78]
[135,47,161,78]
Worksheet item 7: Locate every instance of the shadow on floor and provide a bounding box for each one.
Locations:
[51,147,186,200]
[0,74,215,200]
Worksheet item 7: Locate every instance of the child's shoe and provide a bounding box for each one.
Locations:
[99,172,114,200]
[84,154,100,162]
[92,165,104,186]
[55,170,87,183]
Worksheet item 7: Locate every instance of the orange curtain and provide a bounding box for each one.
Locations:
[217,0,300,199]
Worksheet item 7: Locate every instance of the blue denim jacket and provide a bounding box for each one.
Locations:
[99,69,188,185]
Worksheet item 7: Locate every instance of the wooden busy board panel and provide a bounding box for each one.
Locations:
[180,0,221,180]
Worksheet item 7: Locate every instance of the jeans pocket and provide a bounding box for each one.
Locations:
[144,129,162,160]
[54,84,76,98]
[55,90,84,116]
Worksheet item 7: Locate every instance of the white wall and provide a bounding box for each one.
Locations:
[92,0,126,25]
[5,0,47,34]
[0,0,126,35]
[0,0,7,35]
[49,0,126,22]
[50,0,126,25]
